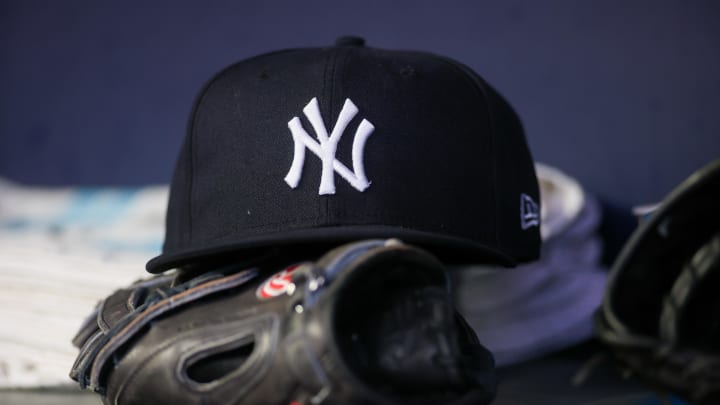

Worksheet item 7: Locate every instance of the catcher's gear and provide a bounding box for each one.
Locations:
[70,239,496,404]
[596,159,720,404]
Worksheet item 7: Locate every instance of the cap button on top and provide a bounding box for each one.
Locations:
[335,36,365,47]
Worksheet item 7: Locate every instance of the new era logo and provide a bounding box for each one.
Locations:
[284,97,374,195]
[521,193,540,230]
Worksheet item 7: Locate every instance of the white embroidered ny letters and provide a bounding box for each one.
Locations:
[284,98,374,195]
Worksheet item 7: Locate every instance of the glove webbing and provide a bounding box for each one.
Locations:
[70,269,257,392]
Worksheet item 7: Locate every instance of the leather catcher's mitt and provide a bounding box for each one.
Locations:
[70,239,496,404]
[596,159,720,404]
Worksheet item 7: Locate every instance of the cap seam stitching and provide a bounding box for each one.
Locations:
[321,49,335,225]
[325,47,354,223]
[434,57,501,249]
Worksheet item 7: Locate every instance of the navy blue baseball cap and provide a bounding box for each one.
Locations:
[147,37,541,273]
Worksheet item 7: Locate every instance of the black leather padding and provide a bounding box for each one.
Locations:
[660,232,720,350]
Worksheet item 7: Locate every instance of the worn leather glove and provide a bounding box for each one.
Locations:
[70,239,496,405]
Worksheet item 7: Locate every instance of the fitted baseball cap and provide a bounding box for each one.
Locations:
[147,36,541,273]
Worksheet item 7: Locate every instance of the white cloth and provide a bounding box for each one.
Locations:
[0,179,167,387]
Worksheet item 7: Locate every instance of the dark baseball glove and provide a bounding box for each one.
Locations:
[70,239,496,405]
[596,159,720,405]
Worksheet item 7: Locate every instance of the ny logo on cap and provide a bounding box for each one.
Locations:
[284,97,374,195]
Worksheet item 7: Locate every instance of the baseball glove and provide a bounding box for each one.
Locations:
[70,239,496,405]
[596,159,720,405]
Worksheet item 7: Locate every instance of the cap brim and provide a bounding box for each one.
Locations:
[146,225,518,273]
